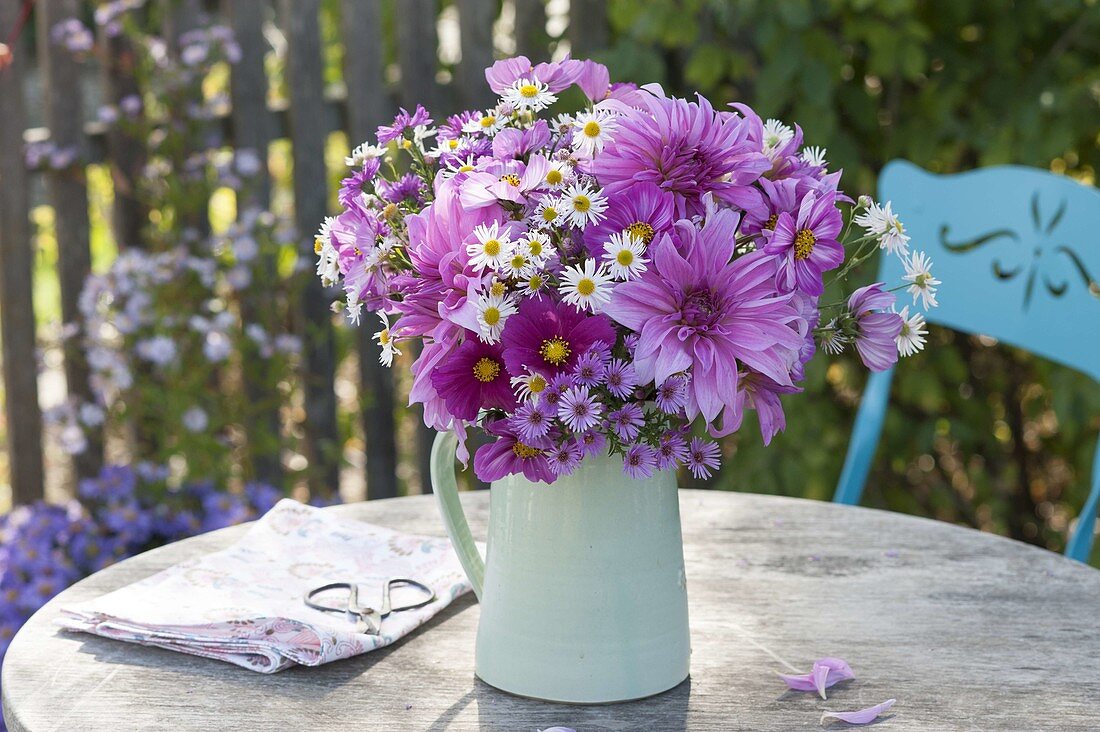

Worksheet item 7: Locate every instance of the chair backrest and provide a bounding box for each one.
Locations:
[834,161,1100,562]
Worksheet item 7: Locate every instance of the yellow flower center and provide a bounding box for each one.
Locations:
[458,164,474,172]
[539,336,571,365]
[541,206,558,222]
[314,239,323,254]
[616,249,634,266]
[528,374,547,393]
[500,174,522,187]
[572,195,591,213]
[626,221,655,244]
[480,115,496,128]
[482,307,501,326]
[490,281,506,297]
[527,239,543,257]
[512,442,543,459]
[447,139,459,149]
[576,278,596,296]
[519,83,540,98]
[383,202,399,220]
[527,274,544,291]
[765,213,778,230]
[483,239,501,257]
[511,254,527,269]
[583,120,601,137]
[401,139,413,149]
[472,356,501,383]
[378,328,391,345]
[546,169,563,185]
[794,229,816,260]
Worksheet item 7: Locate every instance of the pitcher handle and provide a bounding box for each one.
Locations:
[430,430,485,600]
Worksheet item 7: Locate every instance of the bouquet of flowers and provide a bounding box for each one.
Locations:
[316,56,940,484]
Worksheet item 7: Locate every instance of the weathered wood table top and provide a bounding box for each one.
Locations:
[4,490,1100,731]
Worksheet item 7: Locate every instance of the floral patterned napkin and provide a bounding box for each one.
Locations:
[57,499,472,673]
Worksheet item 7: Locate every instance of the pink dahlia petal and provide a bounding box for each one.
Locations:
[820,699,896,726]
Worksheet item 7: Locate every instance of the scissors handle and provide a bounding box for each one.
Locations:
[383,578,436,613]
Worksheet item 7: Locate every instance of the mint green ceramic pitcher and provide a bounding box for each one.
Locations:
[431,430,691,703]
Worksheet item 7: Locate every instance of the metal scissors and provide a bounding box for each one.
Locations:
[303,578,436,635]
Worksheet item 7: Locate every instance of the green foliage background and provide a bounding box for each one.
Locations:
[594,0,1100,559]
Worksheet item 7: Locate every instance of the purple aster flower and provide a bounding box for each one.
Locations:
[606,202,805,437]
[604,358,638,399]
[608,404,644,441]
[576,429,607,458]
[510,400,553,441]
[473,418,555,484]
[848,283,903,372]
[655,374,689,414]
[376,105,432,145]
[557,386,603,432]
[377,172,423,204]
[582,183,675,254]
[765,192,844,297]
[501,295,617,379]
[547,440,583,477]
[438,111,479,140]
[622,443,658,479]
[543,372,577,408]
[686,438,721,480]
[573,350,607,387]
[588,340,613,364]
[430,335,517,421]
[655,431,688,470]
[593,89,770,217]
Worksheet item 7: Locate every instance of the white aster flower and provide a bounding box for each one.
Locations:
[571,110,619,156]
[559,258,614,312]
[549,113,575,133]
[801,145,827,168]
[502,77,557,112]
[315,240,340,287]
[520,269,549,297]
[373,313,400,366]
[531,196,566,230]
[542,159,574,189]
[561,183,608,229]
[511,369,549,403]
[762,118,794,159]
[442,154,478,178]
[855,200,910,255]
[476,291,518,344]
[345,142,387,167]
[903,250,941,309]
[818,320,848,355]
[462,111,505,136]
[520,230,553,265]
[467,222,515,273]
[602,231,649,280]
[503,246,534,279]
[895,306,927,357]
[345,296,363,326]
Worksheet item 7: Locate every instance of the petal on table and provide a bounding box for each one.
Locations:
[820,699,896,726]
[778,657,856,699]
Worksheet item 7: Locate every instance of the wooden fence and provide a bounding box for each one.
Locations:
[0,0,609,505]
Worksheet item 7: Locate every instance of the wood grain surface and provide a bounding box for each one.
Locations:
[5,490,1100,731]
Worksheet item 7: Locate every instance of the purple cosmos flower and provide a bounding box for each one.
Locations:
[547,441,583,477]
[593,89,770,216]
[430,336,516,421]
[685,438,721,479]
[606,201,805,437]
[582,183,675,254]
[820,699,896,726]
[655,431,689,470]
[576,429,606,458]
[604,358,638,399]
[557,386,603,432]
[778,657,855,699]
[473,419,555,484]
[377,105,431,145]
[622,443,658,479]
[765,192,844,297]
[484,55,596,94]
[501,295,617,379]
[655,374,689,414]
[608,404,644,441]
[573,350,607,387]
[848,283,902,372]
[510,400,553,441]
[492,121,550,159]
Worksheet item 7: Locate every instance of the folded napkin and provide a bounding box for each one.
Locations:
[58,499,472,673]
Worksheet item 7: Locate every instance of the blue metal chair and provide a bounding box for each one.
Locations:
[833,161,1100,562]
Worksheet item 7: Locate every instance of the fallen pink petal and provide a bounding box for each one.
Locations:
[820,699,896,726]
[778,657,856,699]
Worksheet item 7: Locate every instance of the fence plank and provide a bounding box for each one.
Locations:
[456,0,496,110]
[395,1,441,493]
[512,0,547,61]
[341,0,399,500]
[567,0,607,57]
[37,0,103,480]
[279,0,340,497]
[224,0,283,487]
[0,1,46,504]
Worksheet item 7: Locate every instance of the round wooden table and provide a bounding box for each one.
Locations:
[4,491,1099,731]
